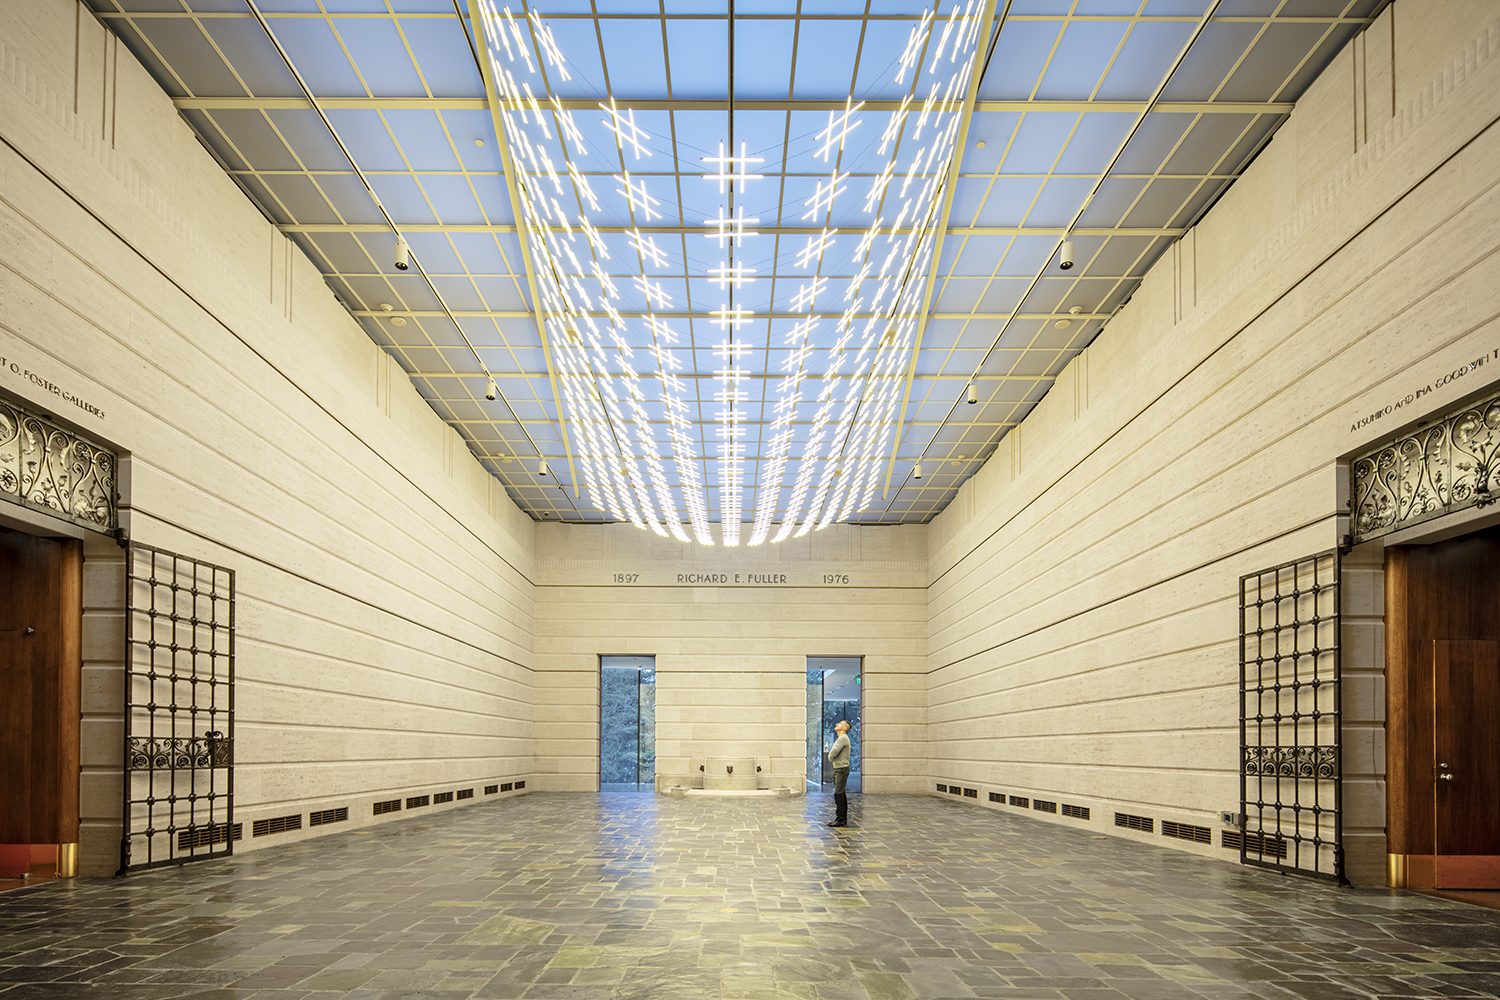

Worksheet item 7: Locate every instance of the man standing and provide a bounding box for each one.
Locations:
[826,720,852,827]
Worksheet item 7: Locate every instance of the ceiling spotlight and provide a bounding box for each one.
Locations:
[485,378,498,401]
[913,463,922,480]
[538,460,550,476]
[1058,239,1075,270]
[394,236,411,271]
[975,140,986,149]
[967,382,978,404]
[473,138,485,147]
[390,317,407,327]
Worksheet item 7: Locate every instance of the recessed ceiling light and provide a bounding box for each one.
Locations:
[975,140,986,149]
[474,138,485,147]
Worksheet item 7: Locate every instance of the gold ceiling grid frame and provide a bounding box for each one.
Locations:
[879,0,1382,519]
[88,0,1386,525]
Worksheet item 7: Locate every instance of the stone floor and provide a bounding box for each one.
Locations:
[3,793,1500,1000]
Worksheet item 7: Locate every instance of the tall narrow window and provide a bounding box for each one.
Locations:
[806,657,861,793]
[600,656,655,791]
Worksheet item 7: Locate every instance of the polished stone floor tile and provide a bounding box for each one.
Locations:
[2,794,1500,999]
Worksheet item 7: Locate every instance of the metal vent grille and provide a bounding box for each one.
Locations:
[1223,829,1289,859]
[1061,804,1089,820]
[1009,796,1029,807]
[309,807,348,827]
[1115,812,1154,833]
[373,799,401,815]
[433,791,454,804]
[406,795,430,809]
[988,792,1002,802]
[963,787,977,798]
[500,782,514,792]
[1033,799,1057,813]
[948,785,963,795]
[176,823,241,851]
[515,781,525,789]
[935,783,947,792]
[1161,821,1212,844]
[485,785,499,794]
[252,814,302,838]
[457,789,474,800]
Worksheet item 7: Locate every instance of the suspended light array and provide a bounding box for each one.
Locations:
[477,0,984,545]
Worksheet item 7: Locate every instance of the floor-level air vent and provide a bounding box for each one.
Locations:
[988,792,1003,802]
[963,787,978,798]
[1009,795,1029,807]
[374,799,401,815]
[433,791,454,804]
[936,783,947,792]
[252,814,302,838]
[457,788,474,800]
[1033,799,1057,814]
[1115,812,1153,833]
[309,807,348,827]
[516,780,525,789]
[1061,804,1090,820]
[177,823,241,851]
[500,782,513,792]
[1222,829,1288,859]
[407,795,430,809]
[948,785,963,796]
[484,785,499,795]
[1161,821,1211,844]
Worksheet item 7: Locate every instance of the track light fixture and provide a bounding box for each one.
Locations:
[394,236,411,271]
[1058,239,1075,270]
[913,463,922,480]
[967,382,978,404]
[538,460,550,476]
[485,377,498,401]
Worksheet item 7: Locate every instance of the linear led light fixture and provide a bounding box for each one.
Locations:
[479,0,986,545]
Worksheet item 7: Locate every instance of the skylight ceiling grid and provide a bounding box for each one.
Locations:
[89,0,1387,532]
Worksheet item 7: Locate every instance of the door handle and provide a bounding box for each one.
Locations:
[1439,773,1454,781]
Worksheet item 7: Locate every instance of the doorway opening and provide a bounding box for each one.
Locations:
[807,657,861,793]
[0,527,82,890]
[599,656,655,791]
[1387,526,1500,893]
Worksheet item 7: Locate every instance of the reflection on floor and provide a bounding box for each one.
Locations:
[3,793,1500,998]
[1420,888,1500,912]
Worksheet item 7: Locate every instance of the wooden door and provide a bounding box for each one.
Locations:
[0,530,82,850]
[1433,640,1500,888]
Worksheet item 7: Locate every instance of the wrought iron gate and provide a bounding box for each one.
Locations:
[120,543,235,873]
[1239,549,1343,882]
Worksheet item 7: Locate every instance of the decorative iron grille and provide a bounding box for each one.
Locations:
[120,543,235,874]
[0,395,117,531]
[1239,549,1343,882]
[1351,384,1500,543]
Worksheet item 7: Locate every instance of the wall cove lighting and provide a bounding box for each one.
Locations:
[477,0,987,545]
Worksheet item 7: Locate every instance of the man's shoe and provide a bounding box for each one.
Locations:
[827,821,846,826]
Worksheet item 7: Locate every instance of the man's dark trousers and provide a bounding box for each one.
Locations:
[833,767,849,824]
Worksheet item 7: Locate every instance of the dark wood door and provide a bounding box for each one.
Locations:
[1434,640,1500,888]
[0,529,82,846]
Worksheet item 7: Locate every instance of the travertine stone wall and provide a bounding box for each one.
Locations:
[925,0,1500,883]
[533,523,927,793]
[0,0,536,873]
